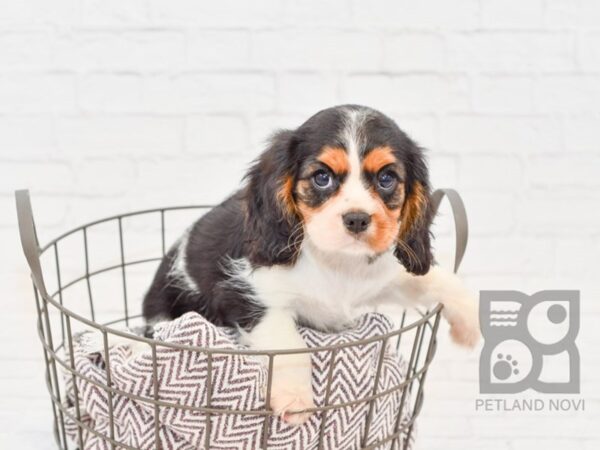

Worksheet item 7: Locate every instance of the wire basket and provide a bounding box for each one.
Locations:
[15,188,468,450]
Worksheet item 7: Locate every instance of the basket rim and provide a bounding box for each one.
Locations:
[39,204,212,253]
[39,291,442,355]
[34,204,443,355]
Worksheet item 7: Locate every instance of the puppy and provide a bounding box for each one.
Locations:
[142,105,479,424]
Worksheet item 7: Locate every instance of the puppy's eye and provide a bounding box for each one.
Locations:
[377,170,397,191]
[312,169,333,189]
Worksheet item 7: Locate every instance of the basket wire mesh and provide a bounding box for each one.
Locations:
[15,188,467,450]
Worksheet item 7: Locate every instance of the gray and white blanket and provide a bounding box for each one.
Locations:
[64,312,414,450]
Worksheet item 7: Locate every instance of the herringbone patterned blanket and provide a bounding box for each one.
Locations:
[64,312,414,450]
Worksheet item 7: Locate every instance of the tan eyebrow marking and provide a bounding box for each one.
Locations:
[318,146,350,174]
[362,146,396,173]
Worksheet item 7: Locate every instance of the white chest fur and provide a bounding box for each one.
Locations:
[244,243,406,331]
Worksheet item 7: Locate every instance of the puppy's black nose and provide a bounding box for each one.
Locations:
[342,211,371,234]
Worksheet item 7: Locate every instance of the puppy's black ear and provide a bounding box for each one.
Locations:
[244,130,302,266]
[394,148,434,275]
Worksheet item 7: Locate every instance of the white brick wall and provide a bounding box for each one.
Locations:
[1,1,599,449]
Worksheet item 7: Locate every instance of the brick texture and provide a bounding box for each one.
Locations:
[1,1,599,449]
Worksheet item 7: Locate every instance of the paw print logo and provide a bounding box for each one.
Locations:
[493,353,519,380]
[479,290,580,394]
[487,340,531,385]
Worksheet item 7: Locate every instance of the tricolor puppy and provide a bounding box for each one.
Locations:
[143,105,479,424]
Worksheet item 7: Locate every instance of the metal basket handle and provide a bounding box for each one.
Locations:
[431,188,468,274]
[15,189,49,298]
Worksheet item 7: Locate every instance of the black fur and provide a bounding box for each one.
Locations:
[142,193,267,329]
[243,130,303,266]
[142,105,434,329]
[394,182,434,276]
[393,138,434,276]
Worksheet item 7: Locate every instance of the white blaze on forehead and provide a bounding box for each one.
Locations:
[337,108,378,214]
[340,107,367,156]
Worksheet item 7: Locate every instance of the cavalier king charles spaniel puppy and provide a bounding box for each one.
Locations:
[142,105,479,424]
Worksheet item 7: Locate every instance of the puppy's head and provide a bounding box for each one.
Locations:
[244,105,433,274]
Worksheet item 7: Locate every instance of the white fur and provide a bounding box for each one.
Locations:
[240,307,313,422]
[168,228,201,293]
[236,245,478,338]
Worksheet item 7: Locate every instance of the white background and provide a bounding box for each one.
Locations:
[1,0,599,449]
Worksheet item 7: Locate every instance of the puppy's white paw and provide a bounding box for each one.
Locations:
[269,381,315,425]
[448,295,481,348]
[267,359,315,425]
[450,316,480,348]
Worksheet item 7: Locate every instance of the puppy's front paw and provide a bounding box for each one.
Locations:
[448,295,480,348]
[270,383,315,425]
[450,317,480,348]
[268,361,315,425]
